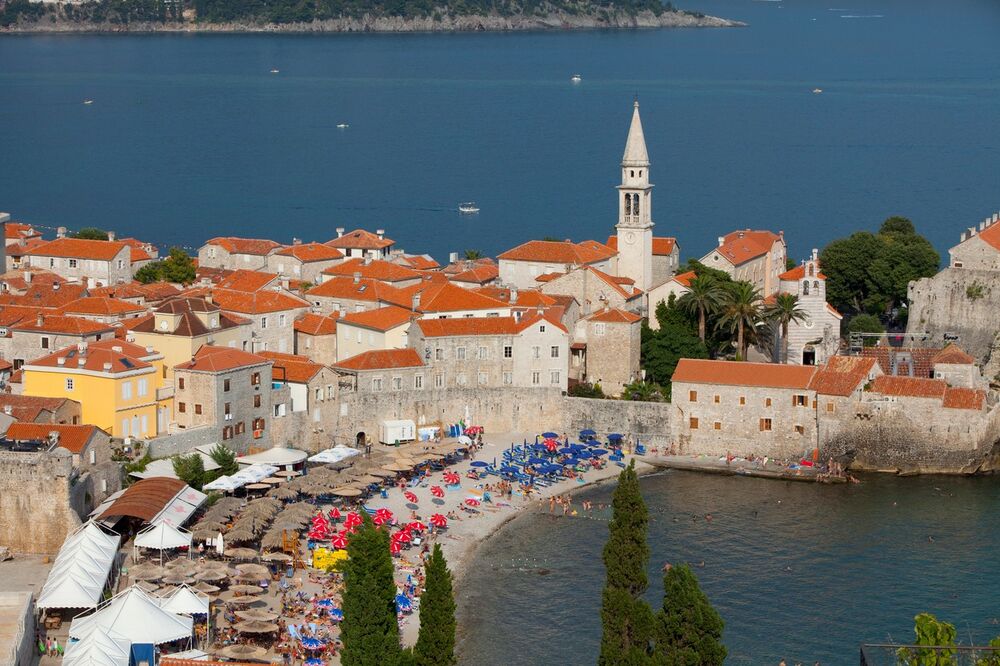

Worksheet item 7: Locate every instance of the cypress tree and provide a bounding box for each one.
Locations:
[599,460,654,665]
[413,544,457,666]
[341,515,401,666]
[652,564,726,665]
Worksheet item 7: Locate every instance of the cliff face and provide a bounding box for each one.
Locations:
[1,8,744,32]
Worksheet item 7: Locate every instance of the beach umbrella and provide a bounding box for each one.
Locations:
[261,552,292,563]
[608,433,624,441]
[407,521,427,532]
[541,431,559,439]
[389,540,402,555]
[134,581,159,594]
[267,486,299,500]
[193,581,221,594]
[443,472,460,485]
[590,449,608,456]
[469,461,489,468]
[580,428,596,437]
[229,584,264,595]
[430,514,447,528]
[236,608,279,622]
[465,498,480,507]
[316,598,335,609]
[225,547,259,560]
[392,529,412,544]
[194,570,227,582]
[558,447,575,455]
[217,644,268,660]
[330,608,343,622]
[236,563,270,578]
[275,470,301,478]
[430,486,444,498]
[218,591,262,605]
[395,594,413,612]
[305,659,325,666]
[234,620,278,634]
[403,491,418,503]
[373,514,391,527]
[300,637,325,650]
[330,532,348,550]
[344,512,362,529]
[328,507,341,521]
[544,440,558,453]
[375,508,394,522]
[307,529,330,541]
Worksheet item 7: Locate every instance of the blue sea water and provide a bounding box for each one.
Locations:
[1,0,999,263]
[457,471,1000,665]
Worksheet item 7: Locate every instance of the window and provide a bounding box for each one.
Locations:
[714,422,721,430]
[140,414,148,434]
[315,388,322,401]
[765,397,772,407]
[826,402,835,413]
[550,371,560,385]
[260,317,268,329]
[435,348,444,361]
[792,394,808,407]
[326,385,334,399]
[121,381,132,400]
[689,417,699,429]
[279,314,287,327]
[223,402,231,417]
[434,374,444,388]
[137,378,148,397]
[178,402,186,413]
[121,418,129,436]
[414,375,423,389]
[41,337,49,349]
[595,322,606,336]
[49,258,55,268]
[551,346,560,358]
[89,449,96,465]
[117,259,125,270]
[68,259,77,268]
[760,418,773,432]
[503,346,513,359]
[794,425,805,435]
[532,371,540,385]
[478,372,488,385]
[532,346,540,359]
[392,376,402,390]
[540,325,546,333]
[478,346,488,360]
[503,372,512,385]
[457,347,466,360]
[65,378,74,391]
[223,378,229,391]
[713,395,720,404]
[739,396,746,406]
[254,394,261,408]
[223,426,233,440]
[179,377,186,390]
[251,372,261,386]
[372,377,383,391]
[195,404,202,415]
[457,373,467,386]
[689,390,697,402]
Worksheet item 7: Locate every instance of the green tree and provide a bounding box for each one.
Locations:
[72,227,109,240]
[652,564,726,665]
[462,249,483,261]
[342,515,401,666]
[599,460,654,665]
[413,544,456,666]
[678,275,724,343]
[136,247,197,285]
[765,293,808,363]
[847,313,884,346]
[568,382,605,398]
[716,282,763,360]
[642,296,708,389]
[622,380,664,402]
[897,613,957,666]
[208,444,238,476]
[171,453,206,490]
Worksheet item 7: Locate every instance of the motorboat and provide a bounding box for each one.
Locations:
[571,74,582,83]
[458,202,480,214]
[83,100,93,105]
[812,88,823,94]
[270,69,280,74]
[336,123,349,129]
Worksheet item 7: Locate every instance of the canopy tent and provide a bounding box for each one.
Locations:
[158,584,210,616]
[237,447,307,468]
[69,586,193,645]
[36,522,121,610]
[62,628,131,666]
[202,475,240,492]
[203,464,279,493]
[135,522,192,551]
[94,477,205,529]
[151,486,207,528]
[308,445,361,465]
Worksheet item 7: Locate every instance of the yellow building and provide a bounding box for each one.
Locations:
[22,339,171,438]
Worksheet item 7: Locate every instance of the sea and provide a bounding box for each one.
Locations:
[1,0,999,264]
[456,470,1000,664]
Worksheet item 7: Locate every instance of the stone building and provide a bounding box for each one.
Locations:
[612,100,656,292]
[772,250,842,365]
[670,358,819,457]
[25,238,132,286]
[572,308,642,396]
[931,344,982,388]
[198,237,284,271]
[267,242,345,283]
[645,270,695,330]
[947,211,1000,270]
[321,258,423,288]
[448,263,500,288]
[497,240,617,290]
[186,287,309,355]
[325,228,395,261]
[699,229,787,297]
[306,276,411,314]
[294,312,339,365]
[3,314,116,371]
[538,265,643,317]
[336,306,414,362]
[0,395,81,424]
[172,346,273,453]
[333,348,426,394]
[60,296,148,324]
[411,281,511,319]
[606,236,679,289]
[260,351,338,422]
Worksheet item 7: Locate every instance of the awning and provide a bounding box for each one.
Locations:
[151,485,207,528]
[69,586,193,645]
[36,522,121,610]
[63,628,131,666]
[308,445,361,464]
[237,446,307,467]
[157,584,210,615]
[134,522,192,551]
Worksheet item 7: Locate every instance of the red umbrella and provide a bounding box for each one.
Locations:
[443,472,460,485]
[403,491,418,503]
[544,439,558,452]
[408,521,427,532]
[308,529,329,541]
[389,540,402,555]
[344,512,362,529]
[430,514,447,528]
[465,498,480,507]
[393,529,412,543]
[330,532,348,549]
[430,486,444,498]
[311,514,330,530]
[329,507,341,521]
[375,507,394,522]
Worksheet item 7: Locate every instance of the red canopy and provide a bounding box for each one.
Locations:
[430,486,444,498]
[465,498,480,507]
[430,514,447,528]
[404,491,418,503]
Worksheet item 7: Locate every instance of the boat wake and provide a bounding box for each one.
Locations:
[840,14,885,18]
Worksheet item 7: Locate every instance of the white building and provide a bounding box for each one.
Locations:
[774,249,842,365]
[614,100,656,293]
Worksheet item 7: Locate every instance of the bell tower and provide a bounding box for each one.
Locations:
[615,100,654,292]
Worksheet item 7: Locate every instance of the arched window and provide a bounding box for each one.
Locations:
[630,170,635,178]
[633,194,640,217]
[802,280,810,295]
[813,280,819,291]
[808,264,814,277]
[624,194,632,216]
[639,170,643,177]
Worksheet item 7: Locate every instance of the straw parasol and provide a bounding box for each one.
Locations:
[128,564,164,581]
[234,620,279,634]
[218,591,262,605]
[332,487,363,497]
[235,609,280,622]
[224,528,256,543]
[349,474,382,485]
[261,530,293,550]
[216,644,268,660]
[224,547,259,560]
[261,552,292,563]
[161,574,195,586]
[235,563,271,578]
[262,476,284,485]
[367,469,395,478]
[393,457,417,466]
[194,570,227,582]
[157,585,178,597]
[382,463,411,473]
[133,581,159,594]
[193,581,221,594]
[228,584,265,595]
[275,470,301,478]
[267,486,298,500]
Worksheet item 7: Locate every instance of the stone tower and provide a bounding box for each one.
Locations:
[615,100,654,292]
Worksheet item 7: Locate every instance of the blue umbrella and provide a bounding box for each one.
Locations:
[608,433,624,441]
[305,659,324,666]
[330,609,344,621]
[542,431,559,438]
[470,461,490,467]
[563,458,580,466]
[590,449,608,456]
[500,466,520,474]
[558,447,575,455]
[316,598,334,609]
[577,451,594,459]
[528,457,548,465]
[580,428,596,437]
[395,594,413,612]
[300,638,324,650]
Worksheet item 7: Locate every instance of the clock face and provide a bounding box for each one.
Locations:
[625,232,636,245]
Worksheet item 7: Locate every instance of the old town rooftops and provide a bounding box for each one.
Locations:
[60,297,147,317]
[0,395,77,423]
[333,348,423,372]
[932,343,975,365]
[183,287,308,315]
[808,356,879,396]
[586,308,642,324]
[339,306,414,332]
[306,276,409,307]
[11,314,115,336]
[258,351,324,383]
[294,312,339,336]
[325,229,394,250]
[672,358,817,389]
[274,242,344,262]
[4,423,101,454]
[215,270,279,293]
[175,345,270,373]
[322,258,421,283]
[605,236,677,256]
[26,339,160,374]
[25,238,129,261]
[498,239,616,265]
[712,230,783,267]
[204,237,284,255]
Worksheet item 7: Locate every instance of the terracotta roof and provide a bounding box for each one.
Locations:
[515,310,568,334]
[175,345,270,373]
[326,229,394,250]
[673,270,696,288]
[26,238,128,261]
[137,282,183,300]
[294,312,339,336]
[185,287,309,315]
[60,297,147,317]
[274,242,344,262]
[535,272,563,283]
[333,348,423,371]
[259,351,324,383]
[397,255,439,270]
[4,423,100,454]
[204,237,283,256]
[585,266,643,300]
[340,306,413,332]
[498,239,616,265]
[441,257,494,275]
[0,305,47,329]
[89,283,146,301]
[932,344,975,365]
[0,282,89,308]
[415,317,518,338]
[710,230,783,267]
[587,308,642,324]
[450,264,499,284]
[411,281,509,314]
[194,266,233,284]
[672,358,817,389]
[306,277,410,308]
[942,387,986,410]
[26,338,156,374]
[6,237,47,257]
[0,395,74,423]
[322,258,421,283]
[605,236,678,256]
[869,375,947,399]
[5,222,42,240]
[215,269,279,293]
[130,300,247,337]
[779,264,827,281]
[12,314,115,336]
[826,303,843,318]
[971,220,1000,252]
[808,356,878,396]
[129,245,154,262]
[99,477,187,521]
[473,288,559,308]
[858,347,937,380]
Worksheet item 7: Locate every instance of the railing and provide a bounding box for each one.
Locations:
[860,643,1000,665]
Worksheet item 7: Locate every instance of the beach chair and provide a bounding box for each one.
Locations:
[636,444,647,455]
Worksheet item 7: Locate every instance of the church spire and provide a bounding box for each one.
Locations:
[622,100,649,167]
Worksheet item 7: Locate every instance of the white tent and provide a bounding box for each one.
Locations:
[63,628,131,666]
[135,522,192,551]
[231,463,279,484]
[237,446,307,468]
[308,445,361,464]
[69,586,193,645]
[202,475,240,492]
[151,485,208,528]
[37,522,121,610]
[158,584,209,616]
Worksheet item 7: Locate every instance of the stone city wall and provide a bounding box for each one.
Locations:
[0,591,35,666]
[561,396,671,445]
[0,451,80,554]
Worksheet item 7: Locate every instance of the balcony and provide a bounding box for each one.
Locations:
[156,386,174,401]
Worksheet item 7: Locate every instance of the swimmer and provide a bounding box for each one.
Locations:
[661,562,672,572]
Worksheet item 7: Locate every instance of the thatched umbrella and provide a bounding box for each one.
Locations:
[393,456,417,467]
[267,486,298,501]
[161,574,195,586]
[218,592,262,606]
[216,644,267,660]
[332,487,363,497]
[382,463,411,473]
[261,530,292,551]
[192,529,219,542]
[157,585,177,597]
[225,528,256,543]
[193,581,221,595]
[194,570,228,582]
[349,474,382,485]
[192,521,228,533]
[128,563,165,580]
[234,620,278,634]
[261,552,292,563]
[133,581,159,594]
[235,608,280,622]
[165,560,199,575]
[229,584,264,596]
[224,547,259,560]
[235,563,270,578]
[249,496,282,512]
[367,469,396,479]
[275,470,301,478]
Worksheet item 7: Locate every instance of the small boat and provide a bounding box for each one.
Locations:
[812,88,823,94]
[458,202,480,214]
[570,74,582,83]
[336,123,349,129]
[83,100,93,105]
[270,69,280,74]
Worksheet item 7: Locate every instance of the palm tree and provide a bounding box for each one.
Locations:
[463,249,484,261]
[717,282,763,360]
[765,293,808,363]
[678,275,723,343]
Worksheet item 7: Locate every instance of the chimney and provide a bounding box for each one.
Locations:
[53,283,60,291]
[510,287,518,304]
[103,362,112,371]
[77,358,86,367]
[717,236,724,246]
[106,231,116,242]
[57,357,65,366]
[87,277,96,289]
[738,231,745,239]
[376,229,385,240]
[24,271,31,284]
[336,227,345,238]
[280,278,290,290]
[981,220,987,231]
[145,346,154,353]
[292,237,302,245]
[111,345,122,353]
[363,255,372,266]
[449,252,459,264]
[2,405,10,416]
[205,293,213,304]
[78,342,87,354]
[353,272,361,284]
[36,314,43,327]
[57,226,67,239]
[48,431,59,447]
[411,293,420,311]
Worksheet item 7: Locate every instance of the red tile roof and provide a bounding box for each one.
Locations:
[971,220,1000,252]
[410,282,509,314]
[515,311,568,334]
[333,348,423,371]
[0,282,89,309]
[398,255,440,270]
[858,347,937,379]
[5,222,41,240]
[326,229,394,250]
[184,287,308,315]
[26,238,128,262]
[808,356,878,396]
[450,264,499,284]
[498,239,616,264]
[534,272,563,283]
[4,423,101,454]
[215,269,279,293]
[26,338,157,373]
[294,312,339,336]
[175,345,270,372]
[587,308,642,324]
[0,395,75,423]
[605,236,678,256]
[274,242,344,262]
[60,297,147,317]
[711,230,783,266]
[339,306,414,332]
[932,344,975,365]
[414,317,519,338]
[205,237,284,256]
[942,387,986,410]
[322,258,421,283]
[779,264,827,281]
[306,276,410,307]
[672,270,696,288]
[869,375,947,399]
[12,314,115,336]
[6,237,47,258]
[672,358,817,389]
[259,351,324,383]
